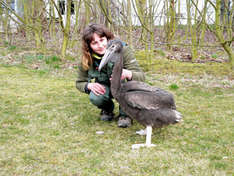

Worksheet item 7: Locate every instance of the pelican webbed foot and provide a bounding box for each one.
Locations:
[132,126,156,149]
[136,129,147,135]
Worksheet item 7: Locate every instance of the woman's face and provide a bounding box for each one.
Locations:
[90,33,107,55]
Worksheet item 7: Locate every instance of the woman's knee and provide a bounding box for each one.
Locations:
[89,92,108,107]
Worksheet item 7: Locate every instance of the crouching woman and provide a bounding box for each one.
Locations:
[76,23,145,128]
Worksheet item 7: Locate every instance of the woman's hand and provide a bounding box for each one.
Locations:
[121,69,132,80]
[87,83,106,96]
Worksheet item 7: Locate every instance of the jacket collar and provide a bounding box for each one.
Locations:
[92,53,103,60]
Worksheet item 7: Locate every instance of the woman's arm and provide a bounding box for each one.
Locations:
[76,61,89,93]
[122,46,145,82]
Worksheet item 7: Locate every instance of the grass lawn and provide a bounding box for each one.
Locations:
[0,53,233,175]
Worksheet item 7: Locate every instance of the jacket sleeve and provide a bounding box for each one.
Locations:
[76,60,89,93]
[122,46,145,82]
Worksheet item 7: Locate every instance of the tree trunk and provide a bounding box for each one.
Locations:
[98,0,112,28]
[85,0,91,25]
[226,0,233,43]
[23,0,31,41]
[70,0,82,48]
[32,0,45,51]
[48,0,56,40]
[220,0,230,28]
[127,0,133,47]
[167,0,176,49]
[137,0,149,67]
[74,0,81,33]
[200,0,208,45]
[191,0,198,61]
[215,0,234,67]
[187,0,198,61]
[61,0,72,58]
[3,0,10,42]
[0,4,2,43]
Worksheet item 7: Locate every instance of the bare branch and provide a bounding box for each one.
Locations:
[206,0,217,10]
[0,0,37,31]
[130,0,153,34]
[0,0,25,24]
[51,0,64,31]
[98,0,113,24]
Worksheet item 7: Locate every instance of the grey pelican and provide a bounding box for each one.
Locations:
[99,39,182,149]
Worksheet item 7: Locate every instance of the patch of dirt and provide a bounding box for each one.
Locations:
[166,47,229,63]
[147,73,234,89]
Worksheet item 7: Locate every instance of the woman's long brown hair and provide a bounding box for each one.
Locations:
[81,23,114,70]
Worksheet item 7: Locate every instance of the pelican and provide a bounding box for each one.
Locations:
[99,39,182,149]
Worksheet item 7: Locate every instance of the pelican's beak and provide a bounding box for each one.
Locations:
[98,47,114,72]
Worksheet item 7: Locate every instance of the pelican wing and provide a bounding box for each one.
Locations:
[124,91,171,110]
[121,81,176,109]
[121,81,161,92]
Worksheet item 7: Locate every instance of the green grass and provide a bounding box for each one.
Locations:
[135,53,233,78]
[0,54,234,175]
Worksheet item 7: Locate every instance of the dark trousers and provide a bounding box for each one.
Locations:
[89,84,127,116]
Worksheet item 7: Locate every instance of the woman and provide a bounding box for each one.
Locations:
[76,23,145,128]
